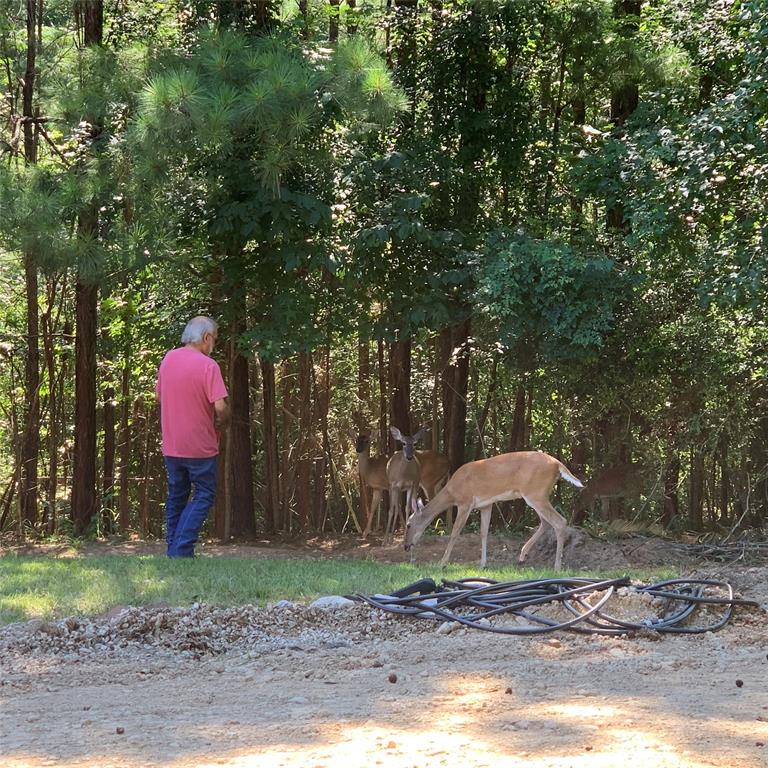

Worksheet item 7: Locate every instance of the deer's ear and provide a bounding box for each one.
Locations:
[413,427,427,442]
[390,426,403,441]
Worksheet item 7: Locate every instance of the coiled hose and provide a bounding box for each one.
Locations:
[354,576,760,636]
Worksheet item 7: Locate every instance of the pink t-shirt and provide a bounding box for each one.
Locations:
[155,347,229,458]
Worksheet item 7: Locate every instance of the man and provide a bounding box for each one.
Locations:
[155,316,229,557]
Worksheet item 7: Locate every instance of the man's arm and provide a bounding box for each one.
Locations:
[214,398,230,430]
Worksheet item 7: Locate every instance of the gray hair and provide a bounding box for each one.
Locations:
[181,316,218,344]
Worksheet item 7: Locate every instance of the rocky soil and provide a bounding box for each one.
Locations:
[1,534,767,768]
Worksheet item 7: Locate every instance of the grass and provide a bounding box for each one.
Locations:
[0,553,671,625]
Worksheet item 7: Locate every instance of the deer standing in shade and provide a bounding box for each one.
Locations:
[385,427,426,545]
[353,432,389,539]
[571,463,644,524]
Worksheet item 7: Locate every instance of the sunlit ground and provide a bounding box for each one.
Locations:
[3,667,765,768]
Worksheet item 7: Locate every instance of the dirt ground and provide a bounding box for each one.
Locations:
[1,531,767,768]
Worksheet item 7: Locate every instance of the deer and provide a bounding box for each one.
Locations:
[385,426,426,545]
[354,430,450,538]
[415,449,451,500]
[572,463,644,525]
[353,432,390,539]
[404,450,584,570]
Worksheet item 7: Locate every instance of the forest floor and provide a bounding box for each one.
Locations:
[1,531,767,768]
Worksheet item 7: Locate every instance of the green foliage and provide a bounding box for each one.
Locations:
[2,0,768,537]
[132,29,406,358]
[135,30,404,200]
[343,142,469,340]
[475,232,629,363]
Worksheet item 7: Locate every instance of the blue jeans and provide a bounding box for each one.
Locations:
[164,456,218,558]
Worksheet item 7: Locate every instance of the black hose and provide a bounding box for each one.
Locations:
[354,576,760,636]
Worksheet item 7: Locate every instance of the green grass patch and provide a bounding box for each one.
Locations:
[0,554,673,625]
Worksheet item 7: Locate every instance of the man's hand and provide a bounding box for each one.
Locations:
[214,398,230,430]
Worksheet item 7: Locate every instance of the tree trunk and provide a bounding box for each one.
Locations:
[295,351,312,533]
[389,338,411,437]
[507,383,529,525]
[71,279,98,535]
[102,385,116,534]
[312,346,330,530]
[21,256,40,529]
[138,400,151,538]
[431,336,440,450]
[439,327,453,455]
[329,0,340,41]
[117,365,131,532]
[229,334,255,537]
[22,1,38,164]
[508,384,527,452]
[260,357,280,533]
[689,450,705,530]
[44,367,58,533]
[280,358,296,533]
[71,0,103,536]
[41,278,65,533]
[20,0,40,529]
[0,472,18,532]
[377,339,388,455]
[297,0,309,38]
[357,337,372,527]
[446,319,470,475]
[661,450,680,528]
[346,0,358,35]
[357,336,370,418]
[718,438,729,526]
[474,356,498,458]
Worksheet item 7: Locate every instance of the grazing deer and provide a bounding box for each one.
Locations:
[353,433,390,539]
[572,463,644,525]
[385,427,426,545]
[404,450,584,570]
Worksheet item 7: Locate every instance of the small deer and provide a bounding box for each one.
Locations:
[385,426,426,545]
[572,463,644,525]
[353,432,390,539]
[404,450,584,570]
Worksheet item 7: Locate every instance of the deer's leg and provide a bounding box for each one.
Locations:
[400,488,413,532]
[478,504,492,568]
[363,489,382,539]
[384,488,397,545]
[518,520,546,565]
[389,489,404,545]
[372,488,383,531]
[409,484,421,515]
[439,503,472,566]
[524,496,568,571]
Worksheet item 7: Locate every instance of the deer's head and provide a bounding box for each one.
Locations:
[390,426,426,461]
[404,498,428,550]
[354,432,373,454]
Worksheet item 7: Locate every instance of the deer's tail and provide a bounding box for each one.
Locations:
[558,463,584,488]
